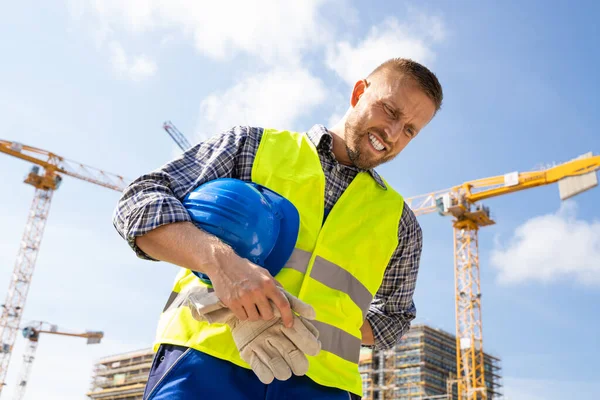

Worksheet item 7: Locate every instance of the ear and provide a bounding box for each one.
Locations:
[351,79,367,107]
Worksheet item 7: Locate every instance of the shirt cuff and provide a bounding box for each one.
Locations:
[124,196,193,261]
[365,308,412,350]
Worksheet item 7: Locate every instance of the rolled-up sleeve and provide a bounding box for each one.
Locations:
[365,204,423,349]
[112,126,254,260]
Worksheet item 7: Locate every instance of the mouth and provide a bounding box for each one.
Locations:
[368,132,386,152]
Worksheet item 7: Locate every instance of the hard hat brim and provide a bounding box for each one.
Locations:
[256,185,300,277]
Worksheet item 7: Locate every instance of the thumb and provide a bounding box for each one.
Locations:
[280,289,316,320]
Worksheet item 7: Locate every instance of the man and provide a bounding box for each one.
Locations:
[113,57,443,399]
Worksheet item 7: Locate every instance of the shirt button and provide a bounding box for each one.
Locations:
[328,190,333,196]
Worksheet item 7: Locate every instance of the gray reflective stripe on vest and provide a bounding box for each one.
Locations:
[283,249,312,274]
[162,285,214,312]
[162,291,179,312]
[284,250,373,317]
[310,256,373,317]
[310,320,362,364]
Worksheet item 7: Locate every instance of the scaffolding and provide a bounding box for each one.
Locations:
[86,348,154,400]
[84,324,502,400]
[359,324,502,400]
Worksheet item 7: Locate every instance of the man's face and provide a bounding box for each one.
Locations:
[343,72,437,170]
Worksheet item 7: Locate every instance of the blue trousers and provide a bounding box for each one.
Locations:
[143,345,360,400]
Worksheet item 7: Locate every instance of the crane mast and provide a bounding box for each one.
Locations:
[0,140,127,394]
[0,187,53,394]
[406,153,600,400]
[163,121,193,151]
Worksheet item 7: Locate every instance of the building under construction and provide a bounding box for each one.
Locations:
[85,323,502,400]
[86,348,154,400]
[359,323,502,399]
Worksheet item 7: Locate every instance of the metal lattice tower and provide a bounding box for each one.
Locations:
[0,188,53,393]
[453,222,486,400]
[0,139,127,394]
[406,152,600,399]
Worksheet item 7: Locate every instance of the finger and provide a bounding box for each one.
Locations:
[281,290,316,320]
[267,337,309,377]
[252,342,292,381]
[268,287,293,328]
[243,303,261,322]
[255,296,275,320]
[244,350,274,384]
[286,349,309,376]
[281,318,322,356]
[230,304,248,321]
[298,316,320,339]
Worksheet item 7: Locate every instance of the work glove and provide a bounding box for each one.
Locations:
[171,285,322,384]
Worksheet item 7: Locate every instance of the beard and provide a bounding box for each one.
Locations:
[344,119,395,170]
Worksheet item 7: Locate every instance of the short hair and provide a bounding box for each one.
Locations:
[367,58,443,113]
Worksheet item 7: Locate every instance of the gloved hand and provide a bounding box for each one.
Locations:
[178,285,321,384]
[226,290,321,384]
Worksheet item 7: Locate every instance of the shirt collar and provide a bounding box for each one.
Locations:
[306,124,387,190]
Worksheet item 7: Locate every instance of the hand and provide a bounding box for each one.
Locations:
[190,286,321,384]
[232,303,321,384]
[207,247,294,328]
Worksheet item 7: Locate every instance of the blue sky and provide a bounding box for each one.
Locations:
[0,1,599,399]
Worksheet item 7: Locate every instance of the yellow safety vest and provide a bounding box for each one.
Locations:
[154,128,404,395]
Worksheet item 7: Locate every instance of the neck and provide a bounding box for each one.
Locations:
[328,121,353,166]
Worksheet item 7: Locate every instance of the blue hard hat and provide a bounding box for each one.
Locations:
[182,178,299,284]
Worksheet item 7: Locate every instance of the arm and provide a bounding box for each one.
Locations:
[113,126,249,260]
[360,320,375,346]
[112,126,294,327]
[362,204,422,349]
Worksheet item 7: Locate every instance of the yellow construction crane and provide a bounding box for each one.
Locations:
[13,321,103,400]
[0,140,128,395]
[405,152,600,400]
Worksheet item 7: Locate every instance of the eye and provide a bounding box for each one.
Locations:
[383,103,395,118]
[406,128,416,138]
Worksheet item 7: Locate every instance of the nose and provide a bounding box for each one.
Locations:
[386,120,405,142]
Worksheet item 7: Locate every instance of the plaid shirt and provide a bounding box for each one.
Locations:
[113,124,422,350]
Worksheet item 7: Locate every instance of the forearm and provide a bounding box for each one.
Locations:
[360,320,375,346]
[112,126,254,260]
[137,214,296,327]
[135,221,229,276]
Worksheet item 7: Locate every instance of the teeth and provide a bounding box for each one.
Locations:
[368,133,385,151]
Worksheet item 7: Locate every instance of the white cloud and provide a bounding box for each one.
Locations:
[66,0,86,20]
[326,14,445,85]
[69,2,447,86]
[490,202,600,286]
[81,0,331,65]
[196,67,327,140]
[109,41,157,81]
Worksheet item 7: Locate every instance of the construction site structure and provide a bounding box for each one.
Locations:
[163,121,192,151]
[86,348,154,400]
[0,139,129,394]
[14,321,103,400]
[405,152,600,399]
[359,324,501,400]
